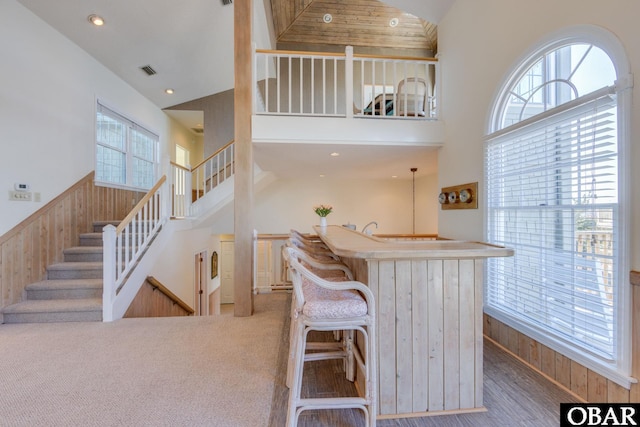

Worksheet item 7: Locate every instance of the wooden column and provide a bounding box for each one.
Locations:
[233,0,254,316]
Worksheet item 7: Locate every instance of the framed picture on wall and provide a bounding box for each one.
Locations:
[211,251,218,279]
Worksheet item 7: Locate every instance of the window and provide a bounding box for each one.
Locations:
[96,102,159,190]
[175,144,190,168]
[485,30,631,385]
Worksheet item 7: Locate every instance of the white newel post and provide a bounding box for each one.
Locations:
[160,175,169,221]
[345,45,354,119]
[102,224,117,322]
[185,167,192,217]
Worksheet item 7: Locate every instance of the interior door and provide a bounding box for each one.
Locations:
[220,241,235,304]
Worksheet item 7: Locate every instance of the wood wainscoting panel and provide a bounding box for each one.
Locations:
[0,172,144,321]
[124,277,193,318]
[484,313,633,403]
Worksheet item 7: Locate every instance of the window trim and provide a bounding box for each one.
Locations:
[485,25,633,388]
[94,99,160,191]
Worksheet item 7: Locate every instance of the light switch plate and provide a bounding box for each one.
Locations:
[9,191,32,201]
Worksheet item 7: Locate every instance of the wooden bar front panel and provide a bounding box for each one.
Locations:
[343,255,485,417]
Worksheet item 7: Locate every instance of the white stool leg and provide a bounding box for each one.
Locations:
[286,321,308,427]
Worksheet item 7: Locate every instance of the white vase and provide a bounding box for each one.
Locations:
[319,216,327,227]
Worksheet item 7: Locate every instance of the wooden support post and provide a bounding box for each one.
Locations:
[233,0,254,316]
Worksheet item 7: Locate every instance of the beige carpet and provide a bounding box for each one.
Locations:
[0,293,289,427]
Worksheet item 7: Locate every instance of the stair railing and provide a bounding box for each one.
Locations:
[169,140,235,217]
[103,175,167,321]
[169,162,191,218]
[104,141,236,319]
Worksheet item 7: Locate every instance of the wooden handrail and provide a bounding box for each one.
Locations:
[353,53,437,62]
[256,48,346,58]
[257,234,289,241]
[170,161,190,172]
[116,175,167,234]
[146,276,195,314]
[191,139,235,171]
[255,48,437,62]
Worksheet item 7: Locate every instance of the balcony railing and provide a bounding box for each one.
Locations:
[254,46,439,120]
[169,140,235,218]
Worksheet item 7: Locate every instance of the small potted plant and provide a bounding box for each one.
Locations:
[313,204,333,227]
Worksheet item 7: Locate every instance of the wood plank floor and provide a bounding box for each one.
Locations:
[268,303,581,426]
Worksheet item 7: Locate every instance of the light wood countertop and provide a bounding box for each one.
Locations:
[314,225,514,260]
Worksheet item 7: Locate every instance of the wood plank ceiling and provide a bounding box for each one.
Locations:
[270,0,437,55]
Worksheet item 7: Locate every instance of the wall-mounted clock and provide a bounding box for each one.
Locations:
[460,188,473,203]
[448,191,459,204]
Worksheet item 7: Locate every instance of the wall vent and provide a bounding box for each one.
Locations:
[222,0,233,5]
[140,65,157,76]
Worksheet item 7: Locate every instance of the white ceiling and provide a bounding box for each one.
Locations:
[18,0,242,108]
[17,0,455,180]
[254,142,440,180]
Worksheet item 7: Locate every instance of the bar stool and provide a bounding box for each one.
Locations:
[285,239,351,280]
[290,229,326,246]
[288,231,339,261]
[284,247,377,427]
[283,245,356,387]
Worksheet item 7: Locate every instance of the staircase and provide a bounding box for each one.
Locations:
[2,221,118,323]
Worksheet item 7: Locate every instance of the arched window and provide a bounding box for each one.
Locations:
[485,27,632,386]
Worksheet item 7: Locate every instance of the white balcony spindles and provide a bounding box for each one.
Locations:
[254,47,438,118]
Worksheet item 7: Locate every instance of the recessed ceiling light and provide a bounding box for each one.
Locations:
[319,174,325,178]
[88,15,105,26]
[165,88,174,94]
[330,152,340,157]
[389,18,399,27]
[391,175,398,178]
[323,14,332,24]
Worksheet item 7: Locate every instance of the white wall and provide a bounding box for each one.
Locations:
[200,175,439,236]
[437,0,640,275]
[167,117,204,167]
[0,1,174,235]
[147,221,216,309]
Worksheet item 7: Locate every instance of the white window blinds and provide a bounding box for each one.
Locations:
[96,102,158,190]
[485,87,618,359]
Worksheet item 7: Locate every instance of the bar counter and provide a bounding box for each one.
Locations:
[313,225,514,419]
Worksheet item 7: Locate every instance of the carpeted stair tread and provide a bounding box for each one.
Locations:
[3,298,102,314]
[47,262,103,280]
[64,246,103,254]
[26,279,103,291]
[48,262,103,270]
[63,246,104,262]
